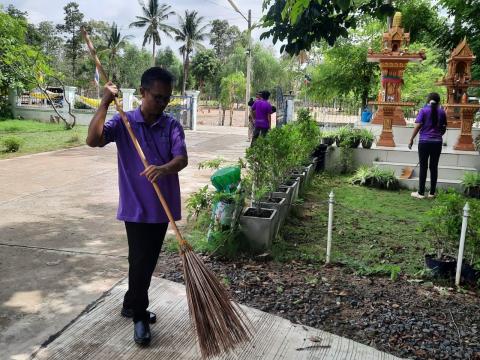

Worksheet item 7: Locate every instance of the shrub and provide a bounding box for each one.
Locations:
[2,136,23,152]
[462,172,480,199]
[350,166,400,190]
[420,191,480,265]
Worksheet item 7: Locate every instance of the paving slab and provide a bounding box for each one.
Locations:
[33,277,402,360]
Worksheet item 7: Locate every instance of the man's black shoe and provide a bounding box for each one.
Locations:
[121,308,157,324]
[133,320,151,346]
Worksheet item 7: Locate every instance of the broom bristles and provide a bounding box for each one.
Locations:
[181,247,252,358]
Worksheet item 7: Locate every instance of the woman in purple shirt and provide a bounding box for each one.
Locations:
[408,93,447,199]
[86,68,188,346]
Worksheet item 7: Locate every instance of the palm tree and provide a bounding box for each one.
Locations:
[174,11,209,94]
[129,0,175,65]
[100,22,132,82]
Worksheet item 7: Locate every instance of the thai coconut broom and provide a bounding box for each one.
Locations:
[81,27,252,358]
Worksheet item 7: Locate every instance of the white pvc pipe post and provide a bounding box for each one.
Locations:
[326,191,334,264]
[455,202,470,287]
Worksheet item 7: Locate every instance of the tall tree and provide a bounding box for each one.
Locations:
[0,10,52,117]
[117,44,152,89]
[437,0,480,80]
[261,0,393,55]
[100,23,132,82]
[220,72,246,126]
[129,0,175,66]
[56,2,84,84]
[155,47,183,90]
[190,50,220,92]
[209,20,241,63]
[174,10,209,94]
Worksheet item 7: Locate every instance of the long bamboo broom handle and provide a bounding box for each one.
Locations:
[81,27,190,250]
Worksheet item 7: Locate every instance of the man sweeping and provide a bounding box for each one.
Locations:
[86,67,188,346]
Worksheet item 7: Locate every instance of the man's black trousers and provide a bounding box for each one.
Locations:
[123,222,168,322]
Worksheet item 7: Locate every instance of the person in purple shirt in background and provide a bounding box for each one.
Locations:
[251,90,273,144]
[86,67,188,346]
[408,92,447,199]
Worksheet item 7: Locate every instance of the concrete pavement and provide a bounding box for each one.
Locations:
[0,126,248,360]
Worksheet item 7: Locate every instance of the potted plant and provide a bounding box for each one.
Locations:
[360,128,375,149]
[321,130,335,146]
[240,136,279,251]
[420,191,480,280]
[334,126,351,147]
[462,171,480,199]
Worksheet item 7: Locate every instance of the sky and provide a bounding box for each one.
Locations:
[0,0,279,55]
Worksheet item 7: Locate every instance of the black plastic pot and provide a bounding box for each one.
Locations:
[461,263,480,285]
[350,139,361,148]
[464,186,480,199]
[362,140,373,149]
[322,137,334,146]
[425,254,456,278]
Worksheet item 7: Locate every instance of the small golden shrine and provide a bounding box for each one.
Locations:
[437,38,480,128]
[368,12,426,127]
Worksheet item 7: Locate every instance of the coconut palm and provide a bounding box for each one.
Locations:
[174,11,209,94]
[100,22,132,82]
[129,0,175,65]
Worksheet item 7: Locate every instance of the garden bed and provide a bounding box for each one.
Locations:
[160,174,480,359]
[155,254,479,360]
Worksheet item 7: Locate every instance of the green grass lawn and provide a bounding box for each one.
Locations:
[0,119,88,159]
[275,174,454,277]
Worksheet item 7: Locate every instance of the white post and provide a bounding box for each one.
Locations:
[326,191,334,264]
[286,98,294,123]
[120,88,135,112]
[185,90,200,131]
[455,202,470,287]
[63,86,77,111]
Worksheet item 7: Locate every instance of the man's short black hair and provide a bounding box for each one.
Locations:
[141,67,174,89]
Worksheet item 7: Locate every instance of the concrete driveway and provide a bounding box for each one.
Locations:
[0,125,249,360]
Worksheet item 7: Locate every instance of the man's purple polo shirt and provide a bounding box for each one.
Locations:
[103,107,187,223]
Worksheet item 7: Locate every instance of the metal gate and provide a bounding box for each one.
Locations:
[276,86,286,127]
[165,95,194,130]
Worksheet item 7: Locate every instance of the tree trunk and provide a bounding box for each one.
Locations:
[152,42,156,66]
[222,108,225,126]
[229,106,233,126]
[182,52,190,95]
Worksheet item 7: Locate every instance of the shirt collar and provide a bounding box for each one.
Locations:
[133,107,167,127]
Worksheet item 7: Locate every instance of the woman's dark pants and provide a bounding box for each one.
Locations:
[251,127,269,145]
[418,142,442,196]
[123,222,168,322]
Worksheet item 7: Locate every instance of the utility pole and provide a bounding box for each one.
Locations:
[386,0,393,29]
[245,9,252,127]
[227,0,252,128]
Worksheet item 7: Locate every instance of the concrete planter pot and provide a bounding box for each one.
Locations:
[240,207,278,252]
[304,163,314,185]
[257,197,287,237]
[283,177,300,202]
[273,185,293,207]
[291,171,307,195]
